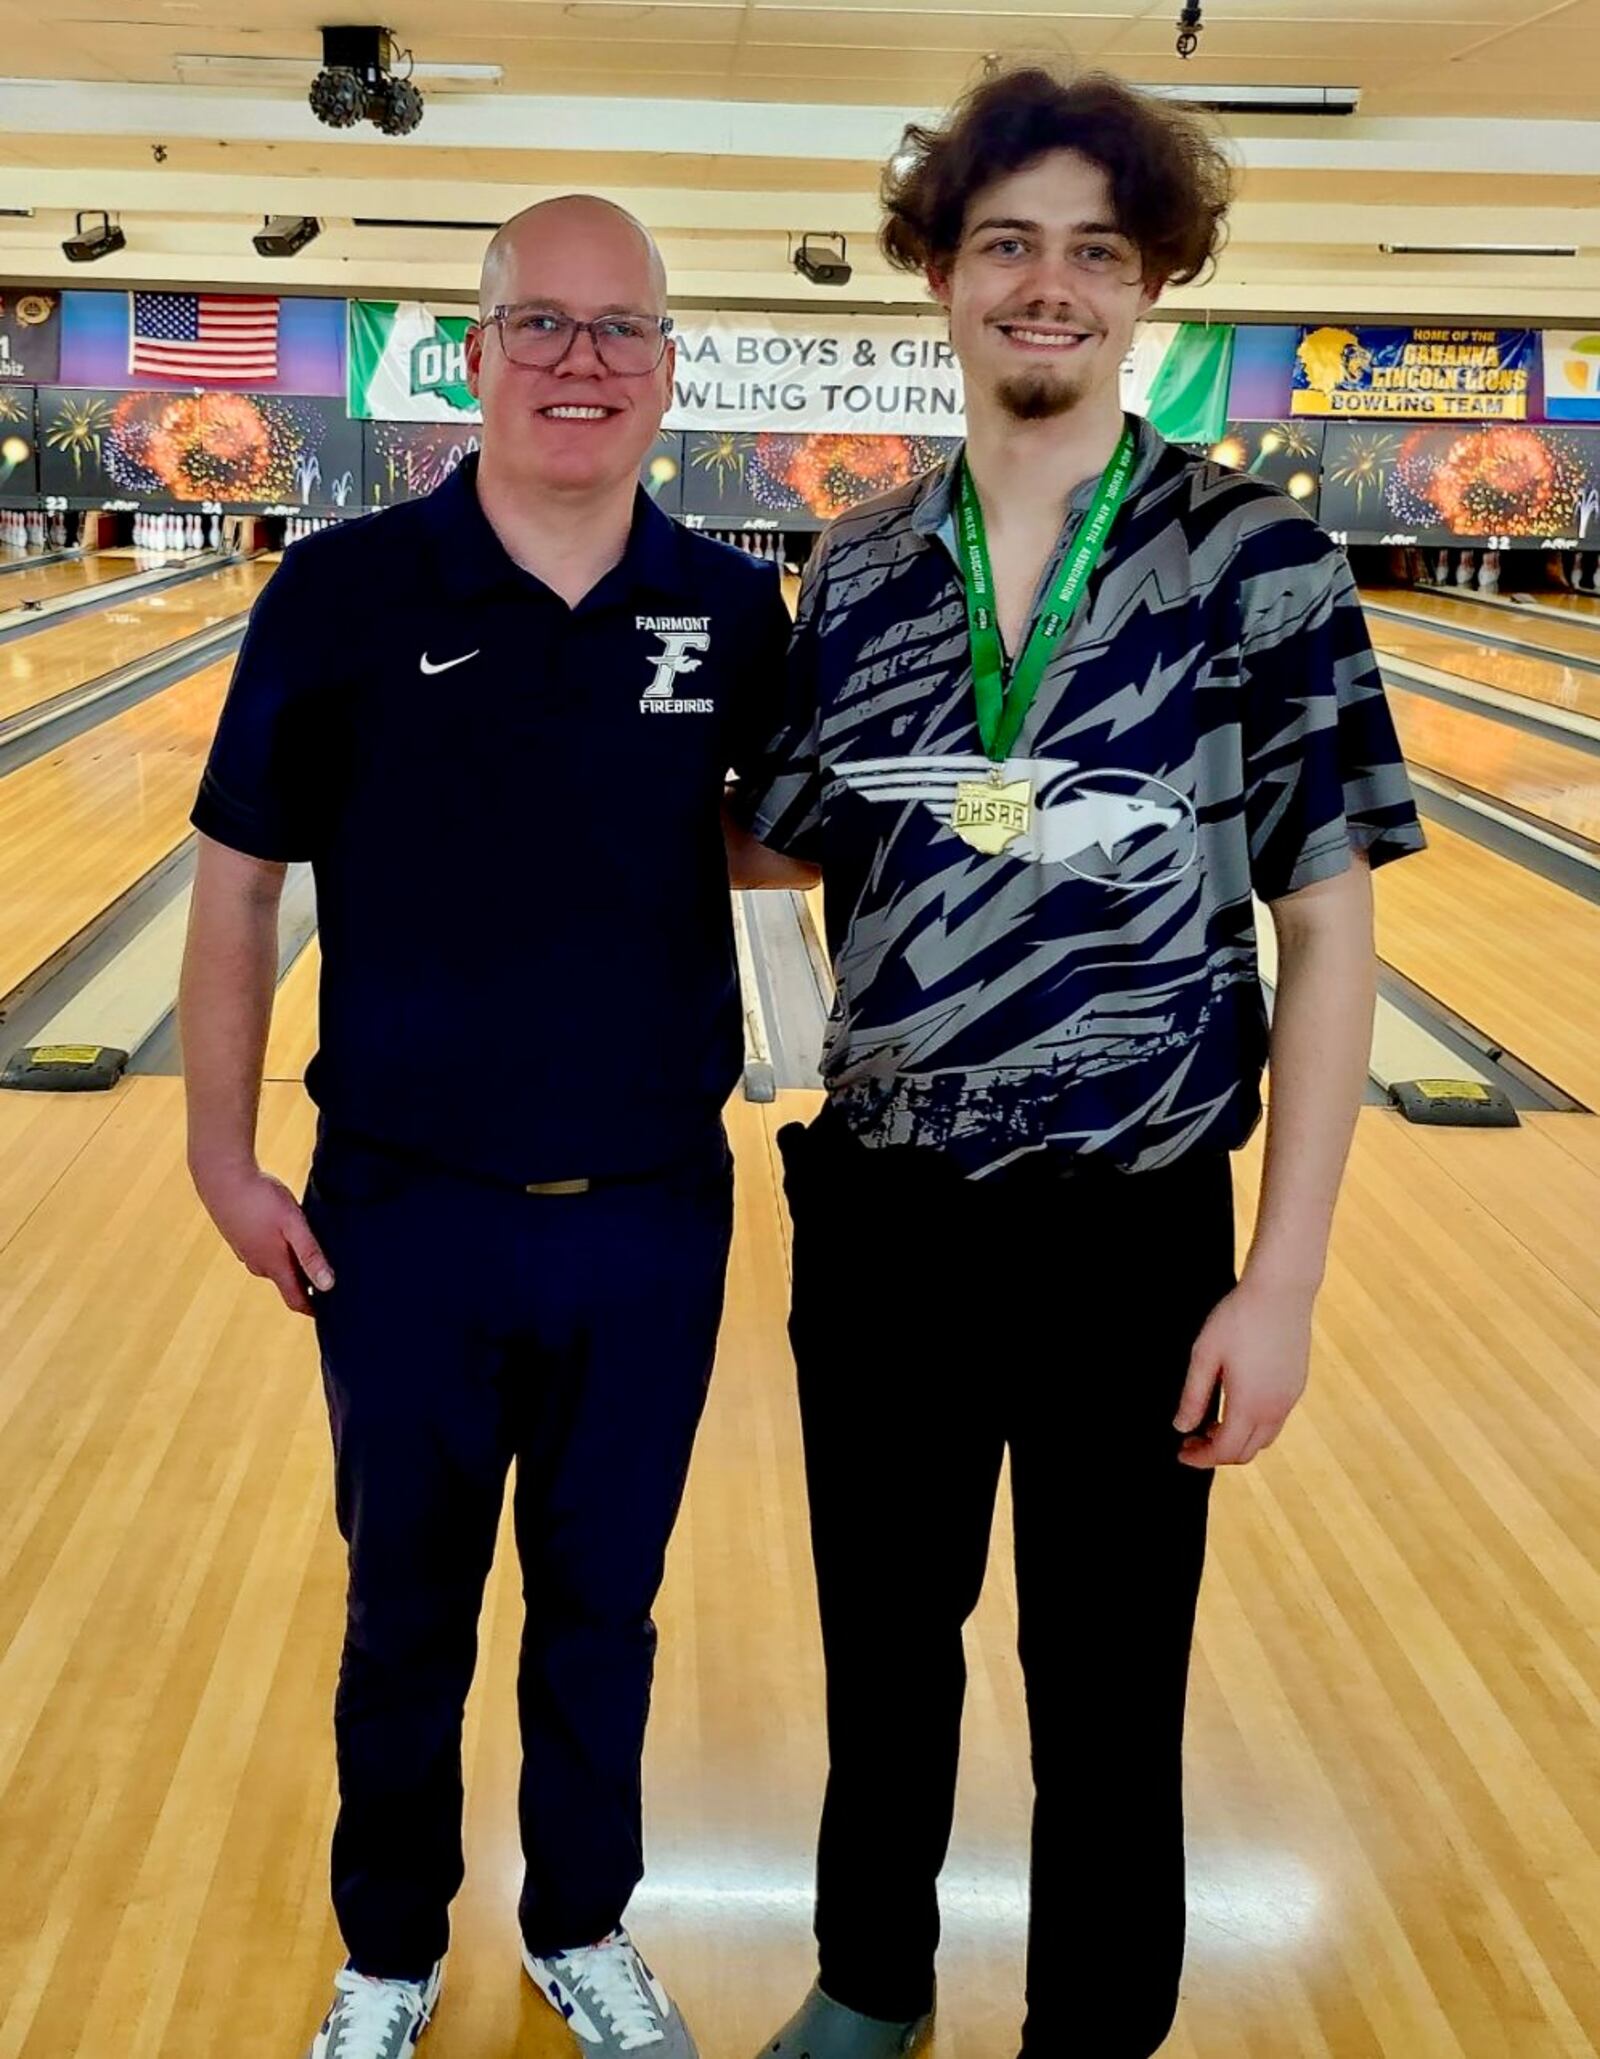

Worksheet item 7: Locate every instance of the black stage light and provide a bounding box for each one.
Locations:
[310,26,425,135]
[794,233,851,287]
[370,74,425,137]
[253,214,322,259]
[309,66,367,127]
[61,210,125,263]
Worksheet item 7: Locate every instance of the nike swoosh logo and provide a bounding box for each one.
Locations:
[419,650,480,675]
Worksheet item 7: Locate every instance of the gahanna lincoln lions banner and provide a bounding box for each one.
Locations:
[1292,326,1533,421]
[346,299,1234,444]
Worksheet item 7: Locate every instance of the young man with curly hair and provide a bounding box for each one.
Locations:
[735,67,1424,2059]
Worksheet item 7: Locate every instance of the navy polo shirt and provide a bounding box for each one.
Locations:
[192,454,790,1184]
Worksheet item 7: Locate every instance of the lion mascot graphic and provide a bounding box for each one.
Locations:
[1296,326,1373,397]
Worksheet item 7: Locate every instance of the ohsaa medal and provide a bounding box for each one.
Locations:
[951,775,1034,855]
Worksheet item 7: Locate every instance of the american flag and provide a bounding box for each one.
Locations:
[129,293,280,383]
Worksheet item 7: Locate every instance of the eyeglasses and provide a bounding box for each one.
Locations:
[487,304,674,376]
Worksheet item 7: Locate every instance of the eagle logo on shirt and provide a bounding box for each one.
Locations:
[831,755,1198,889]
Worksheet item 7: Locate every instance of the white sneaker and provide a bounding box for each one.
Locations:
[522,1927,698,2055]
[307,1961,443,2058]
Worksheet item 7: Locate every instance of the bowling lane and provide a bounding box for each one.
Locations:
[1388,686,1600,844]
[0,656,229,1003]
[0,559,273,729]
[1373,817,1600,1112]
[0,551,146,611]
[1515,587,1600,622]
[1364,583,1600,665]
[1360,588,1600,726]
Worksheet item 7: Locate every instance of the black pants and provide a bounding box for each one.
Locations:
[302,1122,734,1981]
[780,1108,1233,2059]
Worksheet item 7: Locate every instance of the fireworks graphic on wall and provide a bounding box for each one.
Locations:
[1389,426,1590,536]
[93,392,334,503]
[46,396,115,477]
[749,433,951,519]
[368,422,481,504]
[690,432,748,492]
[1325,430,1401,513]
[0,390,28,426]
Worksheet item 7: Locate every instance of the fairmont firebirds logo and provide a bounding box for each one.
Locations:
[638,615,714,711]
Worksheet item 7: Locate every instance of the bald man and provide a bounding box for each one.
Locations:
[181,197,811,2059]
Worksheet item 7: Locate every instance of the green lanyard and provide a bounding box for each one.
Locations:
[955,423,1137,764]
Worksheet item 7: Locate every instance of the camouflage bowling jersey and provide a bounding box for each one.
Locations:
[733,415,1426,1177]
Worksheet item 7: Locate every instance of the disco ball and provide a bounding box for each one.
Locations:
[309,67,367,128]
[371,76,424,137]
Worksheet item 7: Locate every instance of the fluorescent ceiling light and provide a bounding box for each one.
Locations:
[1380,241,1578,256]
[1141,83,1359,116]
[173,53,503,89]
[352,217,502,231]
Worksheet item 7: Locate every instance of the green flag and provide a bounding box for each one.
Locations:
[348,301,481,421]
[1123,323,1234,444]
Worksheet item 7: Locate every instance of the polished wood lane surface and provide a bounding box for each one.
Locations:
[0,659,229,1002]
[1361,591,1600,726]
[1,1078,1597,2055]
[1387,685,1600,843]
[263,937,321,1081]
[0,559,271,729]
[0,550,149,612]
[1374,819,1600,1113]
[1365,584,1600,666]
[1515,589,1600,623]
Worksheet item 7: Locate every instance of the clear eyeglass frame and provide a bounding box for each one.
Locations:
[487,304,675,375]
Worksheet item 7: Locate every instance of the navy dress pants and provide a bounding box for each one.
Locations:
[301,1121,733,1980]
[779,1107,1234,2059]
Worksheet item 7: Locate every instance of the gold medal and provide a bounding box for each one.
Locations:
[951,773,1033,855]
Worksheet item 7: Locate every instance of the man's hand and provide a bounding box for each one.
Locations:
[193,1162,333,1318]
[1171,1276,1315,1468]
[722,804,821,890]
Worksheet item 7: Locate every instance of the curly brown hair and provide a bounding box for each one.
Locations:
[881,66,1233,289]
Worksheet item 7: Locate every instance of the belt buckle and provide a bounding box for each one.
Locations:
[524,1177,591,1196]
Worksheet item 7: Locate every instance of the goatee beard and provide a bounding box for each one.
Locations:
[996,370,1083,422]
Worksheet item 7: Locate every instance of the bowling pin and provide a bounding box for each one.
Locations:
[1478,550,1500,594]
[1455,549,1476,588]
[208,515,221,550]
[1433,549,1450,586]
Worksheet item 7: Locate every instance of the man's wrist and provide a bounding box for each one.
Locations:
[1240,1248,1324,1299]
[188,1142,260,1187]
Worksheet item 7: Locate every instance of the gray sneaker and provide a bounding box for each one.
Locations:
[753,1983,934,2058]
[307,1960,443,2059]
[522,1926,698,2055]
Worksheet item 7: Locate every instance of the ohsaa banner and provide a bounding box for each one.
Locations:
[666,315,963,433]
[347,301,1237,443]
[348,301,479,421]
[1120,323,1234,443]
[1291,326,1533,420]
[1542,330,1600,422]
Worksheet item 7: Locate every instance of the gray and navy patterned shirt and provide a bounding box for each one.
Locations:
[733,415,1426,1177]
